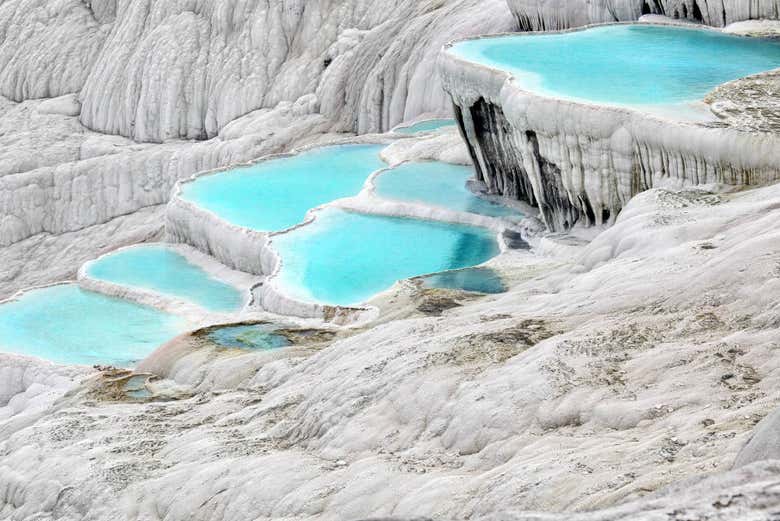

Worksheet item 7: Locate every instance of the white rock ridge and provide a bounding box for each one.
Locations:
[507,0,780,30]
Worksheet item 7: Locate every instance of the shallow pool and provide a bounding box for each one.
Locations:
[450,25,780,109]
[420,267,507,294]
[273,209,500,306]
[375,161,520,218]
[0,285,187,367]
[395,119,456,134]
[86,245,244,313]
[180,144,386,231]
[206,324,291,350]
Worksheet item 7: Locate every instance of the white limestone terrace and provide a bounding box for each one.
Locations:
[2,173,780,519]
[3,1,780,519]
[439,21,780,231]
[167,131,527,322]
[0,0,516,286]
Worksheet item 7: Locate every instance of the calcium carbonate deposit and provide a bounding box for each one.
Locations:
[1,1,780,520]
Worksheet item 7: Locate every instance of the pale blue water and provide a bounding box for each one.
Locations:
[451,25,780,107]
[87,245,243,313]
[273,209,500,306]
[207,324,290,350]
[0,285,186,367]
[395,119,456,134]
[375,162,520,218]
[421,267,507,294]
[181,144,386,231]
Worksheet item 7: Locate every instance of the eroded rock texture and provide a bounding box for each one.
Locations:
[507,0,780,30]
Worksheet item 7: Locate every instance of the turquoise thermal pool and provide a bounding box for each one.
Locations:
[86,245,244,313]
[206,324,291,350]
[272,208,500,306]
[180,144,386,231]
[449,24,780,110]
[395,119,456,134]
[0,285,187,367]
[420,267,507,294]
[375,161,520,218]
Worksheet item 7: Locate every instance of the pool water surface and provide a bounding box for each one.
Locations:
[272,209,500,306]
[0,285,187,367]
[375,162,520,218]
[181,144,386,231]
[450,25,780,111]
[86,245,244,313]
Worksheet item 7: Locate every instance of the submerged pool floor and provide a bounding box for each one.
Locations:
[450,24,780,109]
[181,144,386,231]
[0,285,186,367]
[376,162,520,218]
[206,324,291,350]
[421,267,507,294]
[86,245,244,313]
[273,208,500,306]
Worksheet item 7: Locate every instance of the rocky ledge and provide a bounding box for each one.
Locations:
[439,27,780,231]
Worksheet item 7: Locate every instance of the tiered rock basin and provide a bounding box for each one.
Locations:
[440,23,780,231]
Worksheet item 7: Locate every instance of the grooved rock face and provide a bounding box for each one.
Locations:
[0,0,514,142]
[74,0,515,142]
[506,0,780,30]
[0,0,110,101]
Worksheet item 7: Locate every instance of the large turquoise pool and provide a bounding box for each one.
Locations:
[86,245,244,313]
[375,161,520,218]
[450,25,780,109]
[273,209,500,306]
[0,285,187,367]
[180,144,386,231]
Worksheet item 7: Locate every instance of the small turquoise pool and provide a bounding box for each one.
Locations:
[395,119,456,134]
[206,324,291,350]
[375,162,520,218]
[180,144,386,231]
[0,285,187,367]
[273,209,500,306]
[86,245,244,313]
[420,267,507,294]
[450,25,780,109]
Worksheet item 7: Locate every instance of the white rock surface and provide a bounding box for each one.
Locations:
[0,0,513,142]
[2,1,780,519]
[2,176,780,519]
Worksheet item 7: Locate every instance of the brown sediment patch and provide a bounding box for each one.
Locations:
[426,318,558,368]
